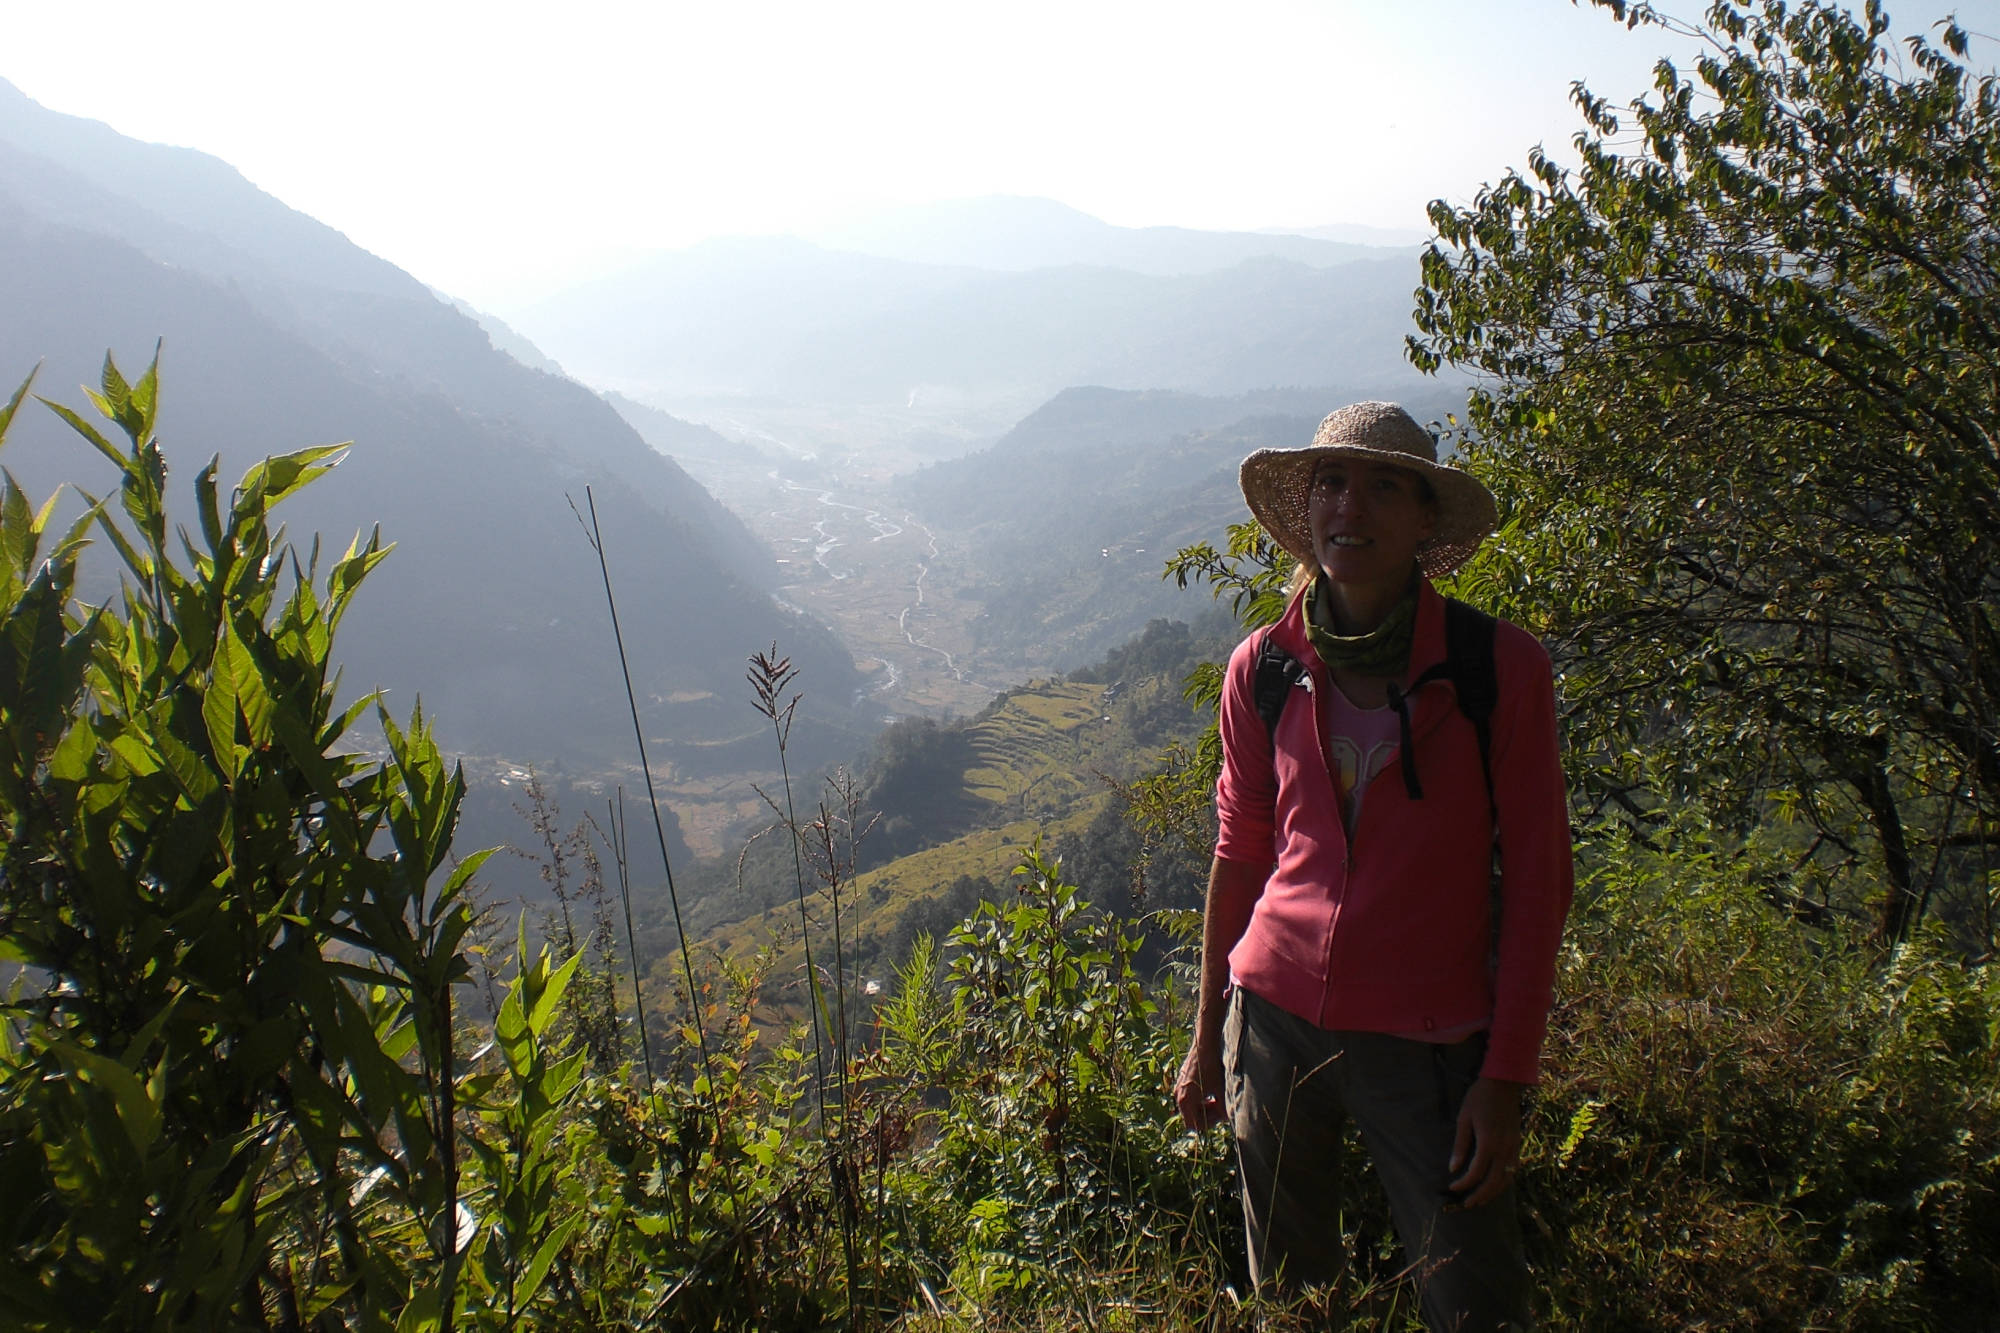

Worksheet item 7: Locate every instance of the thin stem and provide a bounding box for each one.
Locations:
[759,676,855,1320]
[438,974,458,1333]
[609,791,656,1087]
[579,488,719,1109]
[772,710,832,1113]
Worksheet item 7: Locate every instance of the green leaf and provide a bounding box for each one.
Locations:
[38,397,125,470]
[515,1214,582,1309]
[393,1278,442,1333]
[49,1040,164,1157]
[195,455,224,557]
[220,627,275,748]
[438,846,498,899]
[237,444,351,513]
[495,985,533,1079]
[154,720,221,806]
[73,486,153,585]
[107,729,164,778]
[129,343,161,439]
[0,367,37,443]
[1,474,32,576]
[527,952,583,1040]
[203,632,241,782]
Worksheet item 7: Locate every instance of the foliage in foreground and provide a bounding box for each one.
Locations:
[1533,815,2000,1329]
[0,355,503,1327]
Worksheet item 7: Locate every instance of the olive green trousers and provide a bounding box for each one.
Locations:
[1224,985,1533,1332]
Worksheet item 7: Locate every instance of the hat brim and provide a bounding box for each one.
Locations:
[1238,443,1498,578]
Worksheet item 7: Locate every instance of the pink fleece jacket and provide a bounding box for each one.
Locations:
[1213,580,1574,1085]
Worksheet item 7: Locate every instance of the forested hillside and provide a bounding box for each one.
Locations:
[674,616,1228,997]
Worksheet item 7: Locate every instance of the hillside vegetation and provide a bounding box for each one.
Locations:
[697,680,1194,975]
[665,622,1226,998]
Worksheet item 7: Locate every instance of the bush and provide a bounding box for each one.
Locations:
[1531,814,2000,1329]
[0,355,488,1325]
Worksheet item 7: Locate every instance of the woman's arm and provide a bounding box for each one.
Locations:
[1482,629,1576,1085]
[1174,854,1272,1129]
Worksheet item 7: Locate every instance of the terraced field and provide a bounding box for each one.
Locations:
[960,682,1114,813]
[686,677,1156,1024]
[701,809,1104,998]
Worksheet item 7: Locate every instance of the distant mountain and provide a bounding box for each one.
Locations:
[604,391,781,475]
[443,295,568,376]
[896,383,1470,671]
[809,196,1412,274]
[0,78,862,775]
[512,234,1431,409]
[1260,221,1432,248]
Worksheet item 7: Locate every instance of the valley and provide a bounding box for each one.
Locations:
[633,412,1023,724]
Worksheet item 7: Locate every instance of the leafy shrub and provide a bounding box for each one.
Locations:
[0,356,488,1326]
[877,846,1232,1313]
[1531,814,2000,1330]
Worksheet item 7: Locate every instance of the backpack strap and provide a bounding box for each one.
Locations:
[1438,598,1505,977]
[1445,597,1500,827]
[1255,601,1498,815]
[1383,598,1498,816]
[1252,630,1307,743]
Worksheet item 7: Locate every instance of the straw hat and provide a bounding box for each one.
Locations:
[1238,401,1497,577]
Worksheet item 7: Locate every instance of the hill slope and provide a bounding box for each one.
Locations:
[892,384,1471,674]
[683,617,1228,1003]
[0,79,862,773]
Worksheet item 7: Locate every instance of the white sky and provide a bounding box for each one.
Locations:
[7,0,1998,310]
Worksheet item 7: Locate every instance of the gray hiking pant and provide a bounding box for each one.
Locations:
[1223,985,1533,1331]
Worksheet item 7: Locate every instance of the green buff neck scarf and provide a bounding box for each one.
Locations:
[1303,572,1420,679]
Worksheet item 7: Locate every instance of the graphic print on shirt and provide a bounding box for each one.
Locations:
[1329,734,1398,830]
[1324,688,1404,833]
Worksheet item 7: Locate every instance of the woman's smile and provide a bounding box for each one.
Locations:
[1308,459,1437,588]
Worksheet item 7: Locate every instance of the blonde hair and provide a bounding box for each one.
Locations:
[1285,560,1314,602]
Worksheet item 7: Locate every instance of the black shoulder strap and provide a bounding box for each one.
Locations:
[1388,597,1499,810]
[1256,604,1498,810]
[1439,598,1504,977]
[1252,630,1307,742]
[1445,598,1499,818]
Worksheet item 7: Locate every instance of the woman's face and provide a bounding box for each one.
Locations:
[1306,457,1438,587]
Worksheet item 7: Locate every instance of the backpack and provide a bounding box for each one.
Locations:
[1251,597,1499,820]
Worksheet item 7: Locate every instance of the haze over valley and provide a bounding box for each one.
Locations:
[0,74,1452,885]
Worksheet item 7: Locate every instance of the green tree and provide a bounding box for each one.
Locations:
[0,354,488,1328]
[1411,0,2000,945]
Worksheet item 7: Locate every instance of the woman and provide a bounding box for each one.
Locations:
[1173,402,1572,1331]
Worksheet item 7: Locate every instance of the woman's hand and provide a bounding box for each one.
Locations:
[1174,1033,1226,1130]
[1447,1076,1525,1208]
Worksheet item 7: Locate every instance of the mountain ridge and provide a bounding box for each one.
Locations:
[513,237,1431,410]
[0,77,864,777]
[806,194,1414,274]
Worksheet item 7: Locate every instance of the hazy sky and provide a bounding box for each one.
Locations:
[7,0,1997,310]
